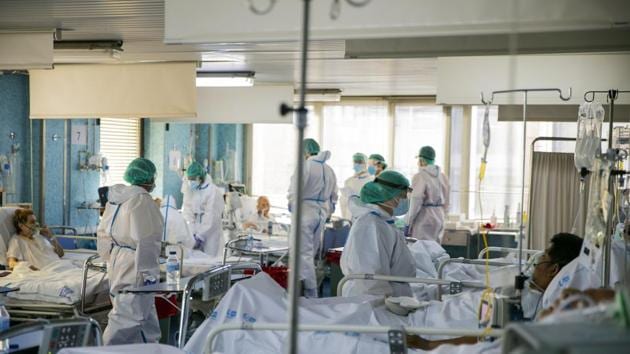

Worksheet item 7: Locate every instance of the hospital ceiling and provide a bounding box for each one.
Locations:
[0,0,628,96]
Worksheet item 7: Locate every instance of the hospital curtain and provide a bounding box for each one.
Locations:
[529,152,588,250]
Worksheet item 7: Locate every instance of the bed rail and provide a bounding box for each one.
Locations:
[336,274,484,299]
[204,322,504,354]
[178,265,232,348]
[477,247,542,260]
[80,254,107,315]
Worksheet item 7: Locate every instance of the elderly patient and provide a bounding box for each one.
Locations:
[7,209,64,270]
[242,196,275,233]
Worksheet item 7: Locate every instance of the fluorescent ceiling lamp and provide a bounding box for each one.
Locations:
[196,71,254,87]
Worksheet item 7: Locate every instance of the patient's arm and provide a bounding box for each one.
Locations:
[41,227,64,257]
[7,257,39,271]
[7,257,18,270]
[407,335,478,350]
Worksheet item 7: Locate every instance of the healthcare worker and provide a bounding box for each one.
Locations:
[181,161,225,258]
[160,195,195,251]
[340,170,416,297]
[367,153,387,176]
[287,138,338,298]
[97,158,162,345]
[405,146,450,242]
[339,153,373,220]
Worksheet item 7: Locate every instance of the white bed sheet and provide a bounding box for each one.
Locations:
[185,273,483,354]
[0,258,108,304]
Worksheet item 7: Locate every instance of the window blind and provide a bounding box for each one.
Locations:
[99,118,141,186]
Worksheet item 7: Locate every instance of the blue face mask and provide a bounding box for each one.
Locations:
[393,198,410,216]
[188,180,201,190]
[367,165,377,176]
[353,163,365,174]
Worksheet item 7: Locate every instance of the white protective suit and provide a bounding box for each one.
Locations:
[96,184,163,345]
[287,151,338,293]
[340,202,416,297]
[339,171,373,220]
[406,165,450,242]
[181,174,225,258]
[160,195,195,250]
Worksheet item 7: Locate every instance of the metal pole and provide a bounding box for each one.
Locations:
[603,89,619,287]
[287,1,311,354]
[518,92,528,275]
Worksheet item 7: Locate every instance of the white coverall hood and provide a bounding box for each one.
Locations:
[310,150,332,163]
[108,184,147,205]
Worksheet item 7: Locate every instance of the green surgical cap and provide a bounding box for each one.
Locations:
[360,170,410,204]
[353,152,367,163]
[186,161,206,178]
[124,158,156,185]
[419,146,436,163]
[304,138,320,156]
[369,153,388,169]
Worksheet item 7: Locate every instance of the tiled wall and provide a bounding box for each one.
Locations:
[1,74,247,231]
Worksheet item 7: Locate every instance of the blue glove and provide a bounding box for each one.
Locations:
[288,203,293,213]
[403,225,411,237]
[193,234,204,250]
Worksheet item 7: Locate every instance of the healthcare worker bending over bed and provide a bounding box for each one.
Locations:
[181,161,225,258]
[405,146,450,242]
[288,138,338,298]
[97,158,163,345]
[340,170,416,297]
[7,208,64,270]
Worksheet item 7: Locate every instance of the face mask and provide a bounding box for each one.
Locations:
[189,180,201,190]
[392,198,410,216]
[367,165,377,176]
[353,163,365,174]
[521,280,543,320]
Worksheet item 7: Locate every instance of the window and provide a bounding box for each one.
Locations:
[251,110,319,208]
[322,104,389,190]
[99,118,141,186]
[393,105,446,181]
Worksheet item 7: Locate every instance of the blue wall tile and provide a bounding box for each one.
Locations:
[0,74,30,205]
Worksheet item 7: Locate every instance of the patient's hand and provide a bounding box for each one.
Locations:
[40,227,52,238]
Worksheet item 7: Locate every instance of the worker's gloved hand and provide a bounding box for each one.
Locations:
[304,287,318,298]
[288,203,293,213]
[403,225,411,237]
[193,234,204,250]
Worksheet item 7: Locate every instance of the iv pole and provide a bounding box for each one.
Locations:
[279,1,312,353]
[480,87,572,291]
[583,89,630,287]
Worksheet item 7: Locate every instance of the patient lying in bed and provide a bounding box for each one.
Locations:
[6,209,64,270]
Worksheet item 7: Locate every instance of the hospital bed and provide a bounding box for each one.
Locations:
[2,252,110,323]
[0,207,111,322]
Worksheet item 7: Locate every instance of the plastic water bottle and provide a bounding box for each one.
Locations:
[166,251,180,286]
[0,304,10,353]
[246,232,254,250]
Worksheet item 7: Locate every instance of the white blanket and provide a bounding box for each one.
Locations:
[59,344,185,354]
[185,273,483,354]
[0,259,108,304]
